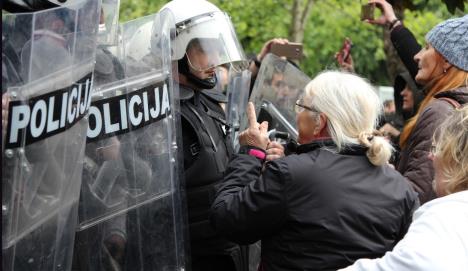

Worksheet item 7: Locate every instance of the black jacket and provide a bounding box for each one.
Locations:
[211,140,419,271]
[180,85,248,271]
[390,25,421,83]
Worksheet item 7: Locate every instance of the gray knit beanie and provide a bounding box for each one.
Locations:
[426,15,468,71]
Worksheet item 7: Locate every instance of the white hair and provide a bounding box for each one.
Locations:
[304,70,393,166]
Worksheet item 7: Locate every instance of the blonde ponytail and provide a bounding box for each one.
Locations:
[358,132,393,166]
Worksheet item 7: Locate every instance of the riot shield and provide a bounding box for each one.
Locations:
[2,0,101,270]
[73,10,186,271]
[248,53,311,141]
[225,69,251,151]
[97,0,121,46]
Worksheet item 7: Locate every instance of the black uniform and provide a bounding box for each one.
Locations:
[179,85,248,271]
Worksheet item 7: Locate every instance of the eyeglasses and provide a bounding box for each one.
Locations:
[295,99,318,114]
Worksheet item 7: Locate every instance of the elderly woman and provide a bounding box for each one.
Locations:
[341,105,468,271]
[211,71,418,270]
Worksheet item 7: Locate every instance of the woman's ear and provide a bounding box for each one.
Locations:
[313,113,328,136]
[443,59,453,72]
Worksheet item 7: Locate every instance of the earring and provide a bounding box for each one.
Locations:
[443,68,447,73]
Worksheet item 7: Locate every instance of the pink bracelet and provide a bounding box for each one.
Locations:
[248,149,266,160]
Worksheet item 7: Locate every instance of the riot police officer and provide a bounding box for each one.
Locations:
[159,1,250,271]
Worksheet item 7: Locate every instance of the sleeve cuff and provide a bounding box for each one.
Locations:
[239,145,267,161]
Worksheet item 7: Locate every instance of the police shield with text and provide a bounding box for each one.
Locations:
[2,0,101,270]
[72,8,186,271]
[159,0,250,270]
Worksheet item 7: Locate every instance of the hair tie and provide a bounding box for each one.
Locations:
[358,132,372,147]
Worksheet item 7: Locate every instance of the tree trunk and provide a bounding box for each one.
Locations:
[288,0,314,43]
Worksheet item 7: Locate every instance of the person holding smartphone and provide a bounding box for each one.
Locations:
[365,0,468,205]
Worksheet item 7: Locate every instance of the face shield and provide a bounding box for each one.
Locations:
[174,11,248,73]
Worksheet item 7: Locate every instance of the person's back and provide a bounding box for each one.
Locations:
[259,141,417,270]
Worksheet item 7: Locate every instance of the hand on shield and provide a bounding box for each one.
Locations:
[266,141,285,162]
[239,102,269,150]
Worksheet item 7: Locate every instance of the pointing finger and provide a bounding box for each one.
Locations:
[246,102,258,129]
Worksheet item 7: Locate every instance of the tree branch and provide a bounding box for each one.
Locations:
[301,0,314,27]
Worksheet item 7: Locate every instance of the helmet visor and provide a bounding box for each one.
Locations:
[176,11,248,72]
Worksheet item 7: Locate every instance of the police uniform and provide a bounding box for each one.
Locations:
[179,85,248,271]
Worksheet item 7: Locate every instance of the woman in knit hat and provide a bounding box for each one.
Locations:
[367,0,468,204]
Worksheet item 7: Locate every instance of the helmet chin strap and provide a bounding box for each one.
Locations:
[178,55,217,90]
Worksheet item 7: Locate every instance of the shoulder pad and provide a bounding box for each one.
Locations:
[201,89,228,103]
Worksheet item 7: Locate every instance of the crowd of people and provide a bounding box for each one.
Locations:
[210,0,467,270]
[2,0,467,270]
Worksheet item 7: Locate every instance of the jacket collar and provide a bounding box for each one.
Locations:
[296,138,368,156]
[178,83,227,100]
[179,84,195,100]
[434,87,468,104]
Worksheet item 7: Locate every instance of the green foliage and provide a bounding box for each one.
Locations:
[302,0,387,84]
[212,0,292,56]
[120,0,166,22]
[440,0,466,13]
[119,0,462,85]
[404,0,466,45]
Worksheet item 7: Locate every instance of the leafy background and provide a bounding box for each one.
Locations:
[119,0,465,86]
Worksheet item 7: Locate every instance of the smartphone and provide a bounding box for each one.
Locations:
[270,43,303,59]
[337,38,352,65]
[360,3,375,21]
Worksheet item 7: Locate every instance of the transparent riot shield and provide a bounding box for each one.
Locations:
[2,0,101,270]
[97,0,120,46]
[225,69,251,151]
[73,10,186,271]
[248,53,311,141]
